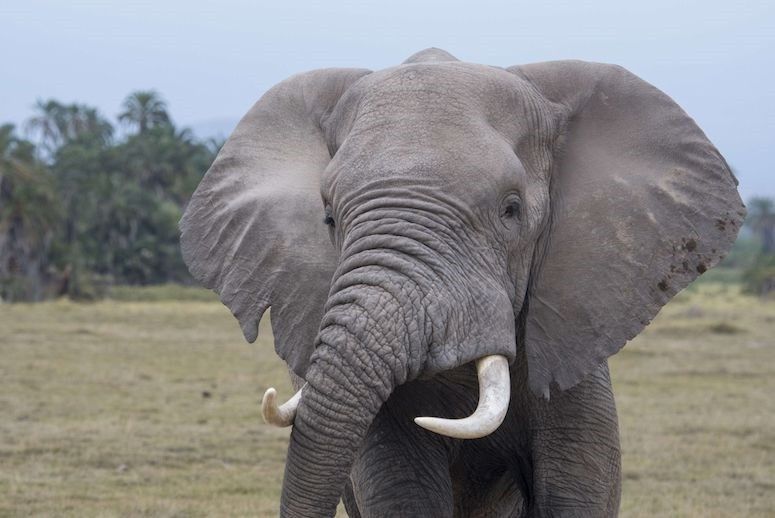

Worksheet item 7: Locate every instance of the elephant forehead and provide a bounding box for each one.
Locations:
[324,61,547,176]
[330,124,521,182]
[321,62,546,207]
[345,62,531,126]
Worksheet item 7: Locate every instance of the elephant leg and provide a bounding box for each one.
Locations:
[451,462,528,518]
[349,382,457,518]
[342,478,362,518]
[528,362,621,517]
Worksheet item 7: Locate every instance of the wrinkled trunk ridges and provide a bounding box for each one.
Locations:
[280,290,408,517]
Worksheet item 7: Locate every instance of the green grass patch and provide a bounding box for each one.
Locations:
[106,283,218,302]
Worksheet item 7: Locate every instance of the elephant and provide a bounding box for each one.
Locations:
[179,48,744,517]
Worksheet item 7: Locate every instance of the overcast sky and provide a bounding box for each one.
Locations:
[3,0,773,200]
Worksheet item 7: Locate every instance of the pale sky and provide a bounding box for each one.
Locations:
[2,0,773,200]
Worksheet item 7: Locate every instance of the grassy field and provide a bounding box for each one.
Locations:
[0,283,773,517]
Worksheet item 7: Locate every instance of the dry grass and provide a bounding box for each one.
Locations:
[611,284,775,517]
[0,284,773,516]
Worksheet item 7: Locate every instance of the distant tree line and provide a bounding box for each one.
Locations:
[1,91,773,301]
[0,91,219,301]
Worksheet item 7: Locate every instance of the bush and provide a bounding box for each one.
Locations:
[742,254,775,296]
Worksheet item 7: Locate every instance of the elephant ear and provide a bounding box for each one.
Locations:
[508,61,745,398]
[180,68,370,377]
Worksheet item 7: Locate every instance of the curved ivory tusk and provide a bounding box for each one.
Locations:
[414,355,510,439]
[261,384,304,427]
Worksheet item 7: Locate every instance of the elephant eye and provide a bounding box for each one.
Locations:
[501,196,522,221]
[323,206,336,228]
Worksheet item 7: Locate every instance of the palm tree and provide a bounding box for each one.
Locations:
[0,124,60,301]
[0,124,46,225]
[118,90,171,134]
[26,99,68,155]
[66,105,113,145]
[26,100,113,156]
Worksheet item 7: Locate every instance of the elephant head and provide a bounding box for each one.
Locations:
[180,48,744,515]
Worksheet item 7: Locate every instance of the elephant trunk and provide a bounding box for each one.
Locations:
[279,294,405,517]
[276,214,517,516]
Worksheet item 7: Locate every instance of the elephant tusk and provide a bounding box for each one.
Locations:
[414,355,510,439]
[261,384,304,427]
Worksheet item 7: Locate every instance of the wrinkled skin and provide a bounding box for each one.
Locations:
[180,49,744,517]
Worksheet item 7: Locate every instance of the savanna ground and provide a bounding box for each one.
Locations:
[1,281,773,517]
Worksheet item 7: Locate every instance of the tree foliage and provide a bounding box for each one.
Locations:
[1,92,219,300]
[27,100,113,158]
[118,90,171,134]
[746,197,775,255]
[0,124,60,301]
[742,197,775,295]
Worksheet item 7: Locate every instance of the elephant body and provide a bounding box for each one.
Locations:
[180,49,744,516]
[344,358,620,517]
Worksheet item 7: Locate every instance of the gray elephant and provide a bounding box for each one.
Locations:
[180,49,744,517]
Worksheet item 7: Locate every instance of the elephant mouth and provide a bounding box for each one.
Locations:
[261,353,511,439]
